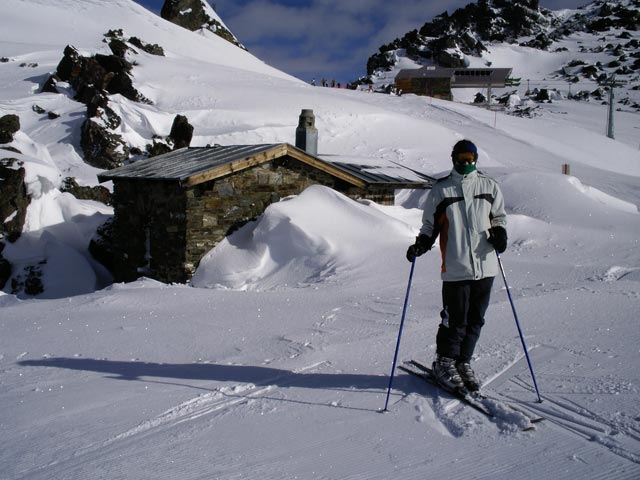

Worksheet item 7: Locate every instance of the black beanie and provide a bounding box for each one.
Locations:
[451,140,478,161]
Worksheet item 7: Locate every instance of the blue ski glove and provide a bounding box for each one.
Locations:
[406,234,435,262]
[488,226,508,253]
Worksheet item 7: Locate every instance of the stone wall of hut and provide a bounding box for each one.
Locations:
[110,179,188,283]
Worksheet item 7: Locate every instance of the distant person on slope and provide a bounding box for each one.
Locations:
[406,139,507,392]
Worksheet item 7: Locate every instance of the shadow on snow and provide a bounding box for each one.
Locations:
[18,357,422,400]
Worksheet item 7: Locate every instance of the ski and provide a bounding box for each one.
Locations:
[481,393,545,424]
[398,362,493,418]
[405,359,544,425]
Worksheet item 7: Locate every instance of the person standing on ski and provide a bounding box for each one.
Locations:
[406,139,507,392]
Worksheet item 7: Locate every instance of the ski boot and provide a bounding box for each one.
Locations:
[433,355,465,391]
[456,361,481,393]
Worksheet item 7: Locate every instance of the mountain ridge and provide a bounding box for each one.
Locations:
[360,0,639,110]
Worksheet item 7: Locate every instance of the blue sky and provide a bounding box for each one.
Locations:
[133,0,590,84]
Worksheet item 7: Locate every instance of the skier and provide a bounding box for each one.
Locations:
[406,139,507,392]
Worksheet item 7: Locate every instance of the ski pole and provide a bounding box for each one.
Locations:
[382,258,416,412]
[495,250,543,403]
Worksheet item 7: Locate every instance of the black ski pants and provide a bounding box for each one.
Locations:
[436,277,494,363]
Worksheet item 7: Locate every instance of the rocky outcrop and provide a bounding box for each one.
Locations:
[129,36,165,56]
[144,115,194,157]
[169,114,194,150]
[80,117,130,170]
[60,177,112,205]
[0,244,11,290]
[53,45,149,104]
[147,140,173,158]
[161,0,245,49]
[42,32,179,171]
[0,158,29,242]
[44,39,149,170]
[9,264,44,296]
[366,1,546,76]
[0,114,20,144]
[89,217,114,273]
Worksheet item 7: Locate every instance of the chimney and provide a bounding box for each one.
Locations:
[295,109,318,156]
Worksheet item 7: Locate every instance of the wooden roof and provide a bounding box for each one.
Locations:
[98,143,433,189]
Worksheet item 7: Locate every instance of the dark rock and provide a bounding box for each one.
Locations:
[129,37,165,56]
[104,70,140,101]
[98,106,122,130]
[366,51,394,75]
[147,141,172,157]
[41,75,60,94]
[0,158,29,242]
[108,38,130,58]
[80,118,130,170]
[0,114,20,144]
[161,0,244,49]
[169,115,194,150]
[61,177,112,205]
[570,90,591,101]
[582,64,599,77]
[56,45,83,82]
[54,45,147,105]
[11,264,44,296]
[534,88,551,102]
[94,53,133,74]
[75,84,109,117]
[32,105,46,114]
[47,111,60,120]
[161,0,214,30]
[0,146,22,154]
[591,87,605,100]
[436,48,467,68]
[0,249,11,290]
[104,28,125,40]
[104,28,164,56]
[76,57,109,91]
[521,33,552,50]
[89,217,114,272]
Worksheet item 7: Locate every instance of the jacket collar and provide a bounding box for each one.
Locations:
[450,168,478,181]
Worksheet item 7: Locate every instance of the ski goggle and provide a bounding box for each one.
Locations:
[453,152,477,165]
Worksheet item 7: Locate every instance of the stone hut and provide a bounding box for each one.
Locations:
[395,66,513,100]
[98,142,432,284]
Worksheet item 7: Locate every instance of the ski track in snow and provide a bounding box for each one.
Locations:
[15,361,330,480]
[6,287,640,480]
[482,350,640,466]
[321,299,640,467]
[502,375,640,465]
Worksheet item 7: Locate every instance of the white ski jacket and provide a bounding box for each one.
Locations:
[419,169,507,282]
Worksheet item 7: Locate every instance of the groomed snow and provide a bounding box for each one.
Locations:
[1,1,639,479]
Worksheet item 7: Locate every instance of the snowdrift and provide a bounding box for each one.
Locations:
[192,185,418,290]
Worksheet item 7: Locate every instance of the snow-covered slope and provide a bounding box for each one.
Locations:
[1,1,640,479]
[1,0,277,74]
